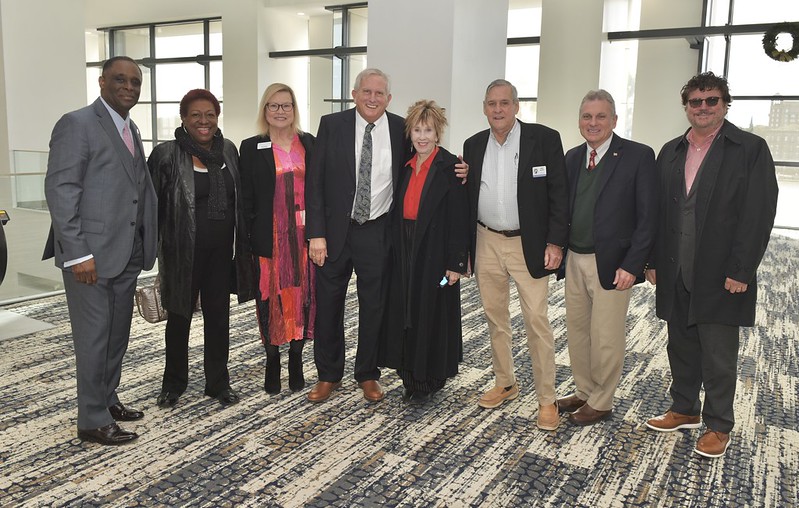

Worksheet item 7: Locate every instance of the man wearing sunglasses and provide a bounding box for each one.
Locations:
[644,72,778,458]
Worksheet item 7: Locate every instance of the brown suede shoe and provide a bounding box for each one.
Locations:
[645,411,701,432]
[307,381,342,403]
[536,402,559,431]
[556,394,587,414]
[568,403,612,426]
[358,380,385,402]
[694,430,731,458]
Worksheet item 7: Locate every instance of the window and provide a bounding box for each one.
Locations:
[703,0,799,231]
[86,18,223,153]
[506,0,542,122]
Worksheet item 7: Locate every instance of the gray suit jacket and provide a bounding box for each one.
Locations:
[43,98,157,277]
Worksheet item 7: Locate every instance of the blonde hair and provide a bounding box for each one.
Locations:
[404,100,447,142]
[256,83,301,136]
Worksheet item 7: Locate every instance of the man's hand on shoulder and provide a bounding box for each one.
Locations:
[455,155,469,184]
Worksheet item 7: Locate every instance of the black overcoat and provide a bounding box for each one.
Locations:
[650,120,778,326]
[378,147,469,381]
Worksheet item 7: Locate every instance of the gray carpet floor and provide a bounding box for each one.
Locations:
[1,235,797,507]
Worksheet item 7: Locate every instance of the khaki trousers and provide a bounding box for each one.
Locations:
[474,226,555,405]
[564,251,632,411]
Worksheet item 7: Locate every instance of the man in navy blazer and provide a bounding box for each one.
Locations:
[644,73,777,458]
[557,90,657,426]
[43,56,157,445]
[464,79,569,431]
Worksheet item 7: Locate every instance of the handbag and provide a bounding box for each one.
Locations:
[135,275,168,323]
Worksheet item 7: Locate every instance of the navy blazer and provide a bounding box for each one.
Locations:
[464,120,569,279]
[306,108,407,262]
[563,133,657,290]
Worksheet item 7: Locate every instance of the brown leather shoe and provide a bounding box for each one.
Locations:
[645,411,701,432]
[307,381,341,403]
[556,394,586,413]
[694,430,731,458]
[358,380,385,402]
[568,403,612,426]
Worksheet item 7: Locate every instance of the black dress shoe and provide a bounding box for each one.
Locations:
[78,423,138,445]
[409,391,432,404]
[156,391,180,408]
[402,388,415,401]
[108,402,144,421]
[214,388,240,406]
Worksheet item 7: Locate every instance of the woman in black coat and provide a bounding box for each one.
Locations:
[148,89,254,408]
[239,83,316,394]
[379,100,469,402]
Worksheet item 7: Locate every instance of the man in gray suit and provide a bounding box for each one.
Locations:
[44,56,158,445]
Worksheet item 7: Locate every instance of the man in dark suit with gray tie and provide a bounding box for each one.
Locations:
[557,90,657,426]
[44,56,158,445]
[305,68,405,403]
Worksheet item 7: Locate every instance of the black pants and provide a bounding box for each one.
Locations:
[162,242,232,397]
[667,277,740,433]
[313,215,390,383]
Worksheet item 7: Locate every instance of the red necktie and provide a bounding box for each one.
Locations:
[588,149,597,171]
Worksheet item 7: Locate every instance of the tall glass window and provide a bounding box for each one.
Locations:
[704,0,799,231]
[506,0,542,122]
[86,18,223,153]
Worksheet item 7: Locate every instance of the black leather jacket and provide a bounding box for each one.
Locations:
[148,138,254,318]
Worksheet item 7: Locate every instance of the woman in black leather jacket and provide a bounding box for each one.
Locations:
[148,89,253,408]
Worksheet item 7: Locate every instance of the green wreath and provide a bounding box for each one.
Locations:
[763,22,799,62]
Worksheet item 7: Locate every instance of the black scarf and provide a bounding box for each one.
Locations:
[175,126,228,220]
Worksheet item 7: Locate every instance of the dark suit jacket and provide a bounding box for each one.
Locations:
[464,120,569,278]
[306,108,407,262]
[563,133,657,290]
[651,120,778,326]
[43,98,157,277]
[239,131,315,258]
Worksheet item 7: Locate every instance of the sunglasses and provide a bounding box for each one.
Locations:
[687,96,722,108]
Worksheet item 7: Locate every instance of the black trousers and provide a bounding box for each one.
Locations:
[313,215,390,383]
[162,241,232,397]
[667,277,740,433]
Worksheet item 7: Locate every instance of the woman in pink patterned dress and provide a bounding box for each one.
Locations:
[239,83,316,394]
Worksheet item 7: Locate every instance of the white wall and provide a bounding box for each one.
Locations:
[631,0,703,151]
[538,0,604,150]
[367,0,508,152]
[2,0,86,154]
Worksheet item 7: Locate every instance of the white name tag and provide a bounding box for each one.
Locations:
[257,141,272,150]
[532,165,547,178]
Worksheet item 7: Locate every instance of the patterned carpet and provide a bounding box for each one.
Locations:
[1,235,797,507]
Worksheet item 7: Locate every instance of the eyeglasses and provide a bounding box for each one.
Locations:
[266,103,294,112]
[687,96,722,108]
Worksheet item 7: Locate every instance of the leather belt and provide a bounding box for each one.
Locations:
[478,220,521,237]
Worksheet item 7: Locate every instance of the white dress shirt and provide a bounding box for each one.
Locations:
[478,119,522,230]
[354,111,393,220]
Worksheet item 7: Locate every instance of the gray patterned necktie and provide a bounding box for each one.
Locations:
[353,122,375,224]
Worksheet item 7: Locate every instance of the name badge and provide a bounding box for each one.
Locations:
[532,165,547,178]
[257,141,272,150]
